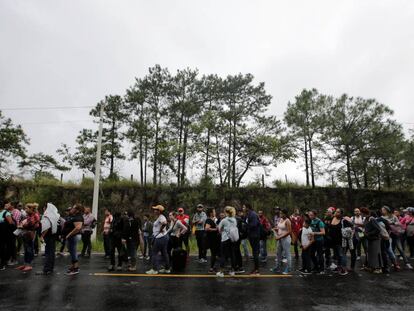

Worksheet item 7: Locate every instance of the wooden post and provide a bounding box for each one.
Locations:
[60,173,63,183]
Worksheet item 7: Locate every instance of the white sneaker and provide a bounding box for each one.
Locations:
[356,256,361,260]
[216,271,224,277]
[146,269,158,275]
[406,263,413,270]
[329,263,337,270]
[229,271,235,276]
[138,256,144,260]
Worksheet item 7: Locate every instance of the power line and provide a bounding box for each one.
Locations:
[0,106,94,111]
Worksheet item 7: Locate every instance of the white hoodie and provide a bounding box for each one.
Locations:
[41,203,60,234]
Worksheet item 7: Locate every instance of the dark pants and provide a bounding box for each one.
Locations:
[356,236,367,257]
[143,235,152,258]
[24,238,35,265]
[127,239,137,267]
[34,232,39,255]
[167,236,181,259]
[59,239,66,253]
[207,237,220,269]
[220,240,236,271]
[249,236,260,271]
[7,232,17,261]
[81,231,93,256]
[195,230,206,260]
[152,235,170,270]
[301,248,312,271]
[234,239,242,270]
[0,232,8,267]
[110,236,127,267]
[324,238,332,267]
[43,234,56,272]
[103,234,111,257]
[310,239,325,272]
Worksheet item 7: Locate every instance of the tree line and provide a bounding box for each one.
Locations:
[1,65,414,191]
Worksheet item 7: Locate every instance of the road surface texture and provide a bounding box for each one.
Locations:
[0,255,413,311]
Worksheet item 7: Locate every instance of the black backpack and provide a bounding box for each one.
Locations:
[237,217,248,240]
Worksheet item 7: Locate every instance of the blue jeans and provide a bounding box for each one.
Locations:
[152,235,170,270]
[259,239,268,260]
[333,244,346,268]
[24,238,35,265]
[241,239,250,257]
[276,236,291,271]
[67,235,81,264]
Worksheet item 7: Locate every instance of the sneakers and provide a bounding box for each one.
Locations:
[66,268,79,276]
[270,267,281,273]
[250,270,260,276]
[339,268,348,276]
[228,271,235,276]
[208,268,216,274]
[329,263,337,270]
[299,269,312,275]
[356,256,361,261]
[0,266,5,271]
[235,269,245,274]
[22,266,33,272]
[7,260,17,266]
[198,258,208,263]
[216,271,224,277]
[373,268,382,274]
[282,268,290,275]
[146,269,159,275]
[107,265,115,272]
[406,263,413,270]
[16,265,26,270]
[138,255,144,260]
[128,266,137,272]
[159,268,171,274]
[116,266,123,271]
[145,256,150,260]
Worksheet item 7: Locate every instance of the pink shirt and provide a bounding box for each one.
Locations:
[10,209,22,226]
[103,215,113,234]
[400,215,414,230]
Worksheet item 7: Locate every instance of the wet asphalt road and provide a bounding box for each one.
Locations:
[0,254,413,311]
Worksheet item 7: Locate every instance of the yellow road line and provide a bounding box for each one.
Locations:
[93,273,293,278]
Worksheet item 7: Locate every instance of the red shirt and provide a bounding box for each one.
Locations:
[23,212,40,231]
[259,215,271,231]
[290,215,303,234]
[177,214,190,227]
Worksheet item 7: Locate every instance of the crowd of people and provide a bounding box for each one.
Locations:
[1,199,414,277]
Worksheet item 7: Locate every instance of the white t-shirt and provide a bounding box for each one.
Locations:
[301,227,313,248]
[153,215,168,239]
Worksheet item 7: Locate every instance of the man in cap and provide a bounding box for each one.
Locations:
[192,204,207,263]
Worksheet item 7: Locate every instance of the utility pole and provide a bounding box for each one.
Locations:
[91,104,104,241]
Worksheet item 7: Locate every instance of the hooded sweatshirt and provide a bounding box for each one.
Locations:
[41,203,60,235]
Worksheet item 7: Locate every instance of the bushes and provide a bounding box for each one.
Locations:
[1,181,414,218]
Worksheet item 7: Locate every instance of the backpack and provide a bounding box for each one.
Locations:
[365,219,381,240]
[378,222,390,240]
[237,217,248,240]
[341,219,353,239]
[228,219,239,242]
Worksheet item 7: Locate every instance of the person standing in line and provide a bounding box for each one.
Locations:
[400,207,414,259]
[62,204,84,275]
[36,203,60,275]
[176,207,190,255]
[192,204,207,263]
[146,205,170,275]
[16,203,40,273]
[234,209,245,274]
[0,202,14,271]
[108,211,129,271]
[290,208,303,260]
[352,208,366,260]
[245,203,261,275]
[125,210,140,271]
[216,206,238,277]
[381,206,413,269]
[271,209,292,275]
[102,208,113,259]
[258,210,271,263]
[323,207,335,269]
[238,209,250,262]
[81,207,96,258]
[141,214,153,260]
[364,211,383,273]
[299,218,314,274]
[308,210,326,274]
[205,208,220,273]
[167,212,188,259]
[5,201,21,266]
[58,207,70,256]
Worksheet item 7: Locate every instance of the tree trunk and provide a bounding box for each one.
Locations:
[204,102,212,181]
[177,112,184,185]
[308,137,315,188]
[144,136,148,186]
[232,119,237,188]
[181,121,189,186]
[345,145,353,190]
[216,134,223,186]
[304,136,310,187]
[153,118,159,185]
[227,120,232,188]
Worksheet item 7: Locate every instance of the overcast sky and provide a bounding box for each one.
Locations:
[1,0,413,185]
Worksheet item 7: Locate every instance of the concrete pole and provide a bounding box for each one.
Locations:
[91,104,104,241]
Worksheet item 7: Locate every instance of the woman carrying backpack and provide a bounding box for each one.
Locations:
[205,208,220,273]
[364,211,383,273]
[216,206,238,277]
[0,202,14,271]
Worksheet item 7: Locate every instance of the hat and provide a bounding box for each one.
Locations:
[66,206,72,211]
[196,204,204,209]
[152,205,165,212]
[404,207,414,213]
[178,208,184,213]
[327,207,336,212]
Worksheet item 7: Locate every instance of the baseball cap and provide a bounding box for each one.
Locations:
[197,204,204,209]
[152,205,165,212]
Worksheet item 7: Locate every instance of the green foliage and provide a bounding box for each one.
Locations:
[19,152,69,180]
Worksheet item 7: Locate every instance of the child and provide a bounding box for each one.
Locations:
[299,218,314,275]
